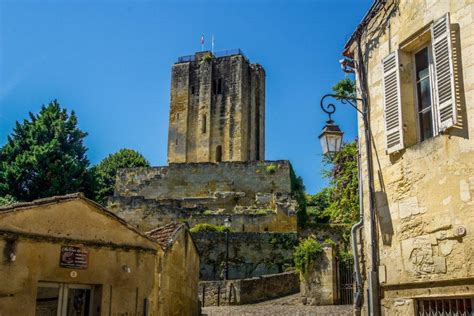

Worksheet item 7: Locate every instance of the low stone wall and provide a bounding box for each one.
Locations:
[199,272,299,306]
[192,232,298,280]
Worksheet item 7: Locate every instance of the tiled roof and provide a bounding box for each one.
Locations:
[146,222,184,249]
[0,193,83,212]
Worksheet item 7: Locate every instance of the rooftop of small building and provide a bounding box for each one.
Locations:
[146,222,186,249]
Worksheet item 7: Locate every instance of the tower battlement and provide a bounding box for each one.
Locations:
[168,50,265,164]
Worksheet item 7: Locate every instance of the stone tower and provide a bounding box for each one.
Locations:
[167,50,265,164]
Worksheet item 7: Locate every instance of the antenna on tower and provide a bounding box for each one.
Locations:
[201,34,204,51]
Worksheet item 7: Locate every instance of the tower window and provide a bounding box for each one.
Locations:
[215,145,222,162]
[202,114,207,134]
[217,79,222,94]
[191,86,195,95]
[213,79,223,95]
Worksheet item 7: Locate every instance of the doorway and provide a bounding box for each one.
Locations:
[36,282,95,316]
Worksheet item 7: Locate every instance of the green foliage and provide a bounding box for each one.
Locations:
[202,54,213,62]
[338,250,354,264]
[293,237,323,274]
[332,78,356,98]
[266,163,277,174]
[202,210,215,215]
[0,195,17,206]
[323,142,359,225]
[305,141,358,247]
[252,209,269,216]
[92,148,150,205]
[189,223,230,233]
[306,187,333,224]
[0,100,91,201]
[290,164,307,228]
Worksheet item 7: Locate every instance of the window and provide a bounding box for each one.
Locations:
[191,86,195,95]
[217,79,222,94]
[381,13,457,154]
[417,298,473,315]
[215,145,222,162]
[175,138,178,146]
[213,79,223,95]
[414,46,436,141]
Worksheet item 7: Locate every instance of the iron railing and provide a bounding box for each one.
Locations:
[177,49,247,63]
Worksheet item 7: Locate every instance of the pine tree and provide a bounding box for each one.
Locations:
[0,100,90,201]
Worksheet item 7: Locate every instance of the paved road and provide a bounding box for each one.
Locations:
[202,294,353,316]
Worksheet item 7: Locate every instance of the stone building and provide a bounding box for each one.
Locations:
[168,50,265,164]
[109,50,298,282]
[110,50,297,235]
[344,1,474,314]
[0,193,199,315]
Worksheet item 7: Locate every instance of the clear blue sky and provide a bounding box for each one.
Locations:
[0,0,371,194]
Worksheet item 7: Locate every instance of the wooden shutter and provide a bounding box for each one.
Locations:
[431,13,457,131]
[382,51,403,153]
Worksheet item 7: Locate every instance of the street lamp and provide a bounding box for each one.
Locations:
[223,216,232,281]
[319,118,344,156]
[319,93,380,316]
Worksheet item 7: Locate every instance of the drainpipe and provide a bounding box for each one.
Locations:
[351,139,364,314]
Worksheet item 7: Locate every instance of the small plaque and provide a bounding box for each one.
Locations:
[60,246,88,270]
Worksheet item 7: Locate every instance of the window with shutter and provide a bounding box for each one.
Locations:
[431,13,457,131]
[382,51,404,153]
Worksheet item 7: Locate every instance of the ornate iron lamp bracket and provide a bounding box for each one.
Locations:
[320,93,365,121]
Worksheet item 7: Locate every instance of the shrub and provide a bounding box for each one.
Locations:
[266,163,277,174]
[189,223,229,233]
[202,54,212,62]
[293,237,323,274]
[202,210,215,215]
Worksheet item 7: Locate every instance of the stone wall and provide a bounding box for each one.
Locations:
[199,272,299,306]
[168,51,265,164]
[192,232,298,281]
[109,161,297,233]
[299,245,338,306]
[346,1,474,314]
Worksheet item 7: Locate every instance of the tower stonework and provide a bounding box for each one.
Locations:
[167,50,265,164]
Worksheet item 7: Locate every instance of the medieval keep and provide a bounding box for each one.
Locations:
[168,50,265,164]
[109,50,299,281]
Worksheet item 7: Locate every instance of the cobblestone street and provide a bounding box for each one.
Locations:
[202,304,353,316]
[202,294,353,316]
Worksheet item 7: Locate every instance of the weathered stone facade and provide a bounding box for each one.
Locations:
[109,161,297,233]
[345,1,474,314]
[0,194,200,315]
[168,50,265,164]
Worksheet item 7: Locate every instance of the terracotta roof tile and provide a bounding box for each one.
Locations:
[146,222,184,249]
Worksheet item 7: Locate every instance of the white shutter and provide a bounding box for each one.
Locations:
[431,13,457,131]
[382,51,403,154]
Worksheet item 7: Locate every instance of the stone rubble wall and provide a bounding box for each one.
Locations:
[192,232,298,281]
[198,271,299,306]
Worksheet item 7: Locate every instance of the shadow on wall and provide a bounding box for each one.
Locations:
[448,23,469,140]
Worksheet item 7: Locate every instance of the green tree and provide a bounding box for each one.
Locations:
[93,148,150,205]
[332,77,356,98]
[0,100,90,201]
[323,141,359,224]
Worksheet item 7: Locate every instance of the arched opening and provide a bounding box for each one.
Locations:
[215,145,222,162]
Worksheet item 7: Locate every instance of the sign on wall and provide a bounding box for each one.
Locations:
[60,246,88,269]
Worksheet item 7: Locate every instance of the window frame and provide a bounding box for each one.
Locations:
[411,44,439,143]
